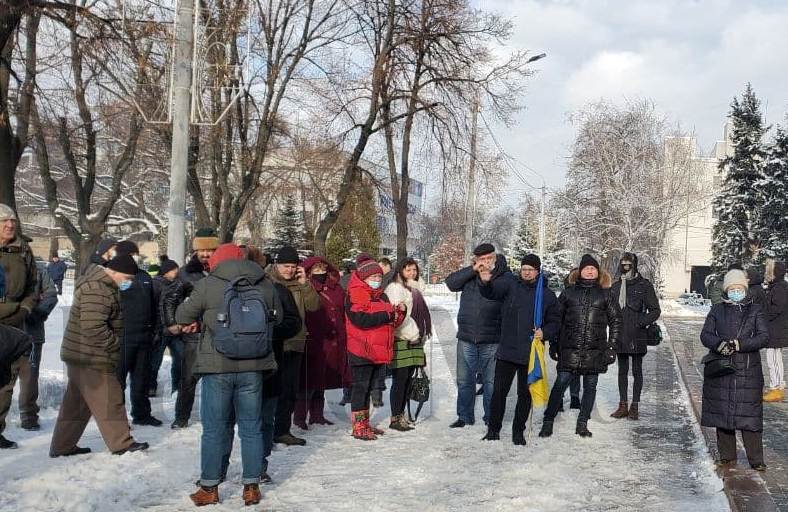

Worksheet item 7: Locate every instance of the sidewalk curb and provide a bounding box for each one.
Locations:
[668,334,778,512]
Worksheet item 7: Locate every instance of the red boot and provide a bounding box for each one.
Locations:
[352,410,377,440]
[293,398,309,430]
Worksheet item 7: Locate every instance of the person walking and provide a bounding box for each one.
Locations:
[763,260,788,403]
[539,254,622,439]
[384,258,433,432]
[47,253,68,295]
[50,255,149,457]
[608,253,661,421]
[700,269,769,471]
[445,243,510,428]
[480,254,560,445]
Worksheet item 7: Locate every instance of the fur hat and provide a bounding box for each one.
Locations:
[723,269,748,292]
[192,228,219,251]
[106,254,138,276]
[275,246,300,265]
[355,253,383,281]
[520,253,541,271]
[0,203,15,222]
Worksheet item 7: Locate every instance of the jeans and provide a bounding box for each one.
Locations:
[456,341,497,424]
[545,371,599,423]
[148,336,184,393]
[200,372,264,486]
[488,359,531,434]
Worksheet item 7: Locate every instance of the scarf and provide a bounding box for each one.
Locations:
[405,280,432,339]
[619,271,635,309]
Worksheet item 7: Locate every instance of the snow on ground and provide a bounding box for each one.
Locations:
[660,300,711,318]
[0,293,728,511]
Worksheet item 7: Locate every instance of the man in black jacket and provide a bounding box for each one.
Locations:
[47,253,67,295]
[150,259,187,398]
[539,254,622,438]
[0,325,32,448]
[445,243,509,428]
[115,240,162,426]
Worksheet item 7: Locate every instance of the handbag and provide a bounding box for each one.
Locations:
[701,352,736,379]
[406,366,430,422]
[645,323,662,347]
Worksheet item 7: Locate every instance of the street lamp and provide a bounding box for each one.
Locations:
[526,53,547,64]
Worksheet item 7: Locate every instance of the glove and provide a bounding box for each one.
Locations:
[393,307,406,328]
[549,344,559,362]
[729,339,740,353]
[716,341,735,356]
[1,307,28,328]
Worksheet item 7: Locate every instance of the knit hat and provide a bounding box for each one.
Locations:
[579,254,600,273]
[159,259,179,276]
[723,269,748,292]
[115,240,140,257]
[192,228,220,251]
[473,243,495,257]
[95,238,118,258]
[520,253,541,271]
[275,246,300,264]
[0,203,15,222]
[208,243,245,272]
[106,254,139,276]
[356,253,383,281]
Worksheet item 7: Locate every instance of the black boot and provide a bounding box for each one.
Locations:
[481,430,500,441]
[512,430,526,446]
[576,421,592,438]
[0,435,18,449]
[50,446,92,458]
[538,421,554,438]
[449,419,467,428]
[113,441,150,455]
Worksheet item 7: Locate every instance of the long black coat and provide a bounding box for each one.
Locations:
[0,325,32,387]
[764,267,788,349]
[554,270,622,375]
[609,275,660,354]
[445,254,510,344]
[700,301,769,432]
[119,270,156,346]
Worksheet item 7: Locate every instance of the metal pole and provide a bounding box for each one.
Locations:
[538,184,546,258]
[463,93,479,265]
[167,0,195,265]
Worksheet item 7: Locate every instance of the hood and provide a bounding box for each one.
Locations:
[492,254,510,278]
[303,256,340,290]
[184,253,206,274]
[765,260,786,284]
[211,259,266,283]
[77,264,117,290]
[619,252,639,275]
[566,268,613,289]
[348,270,384,299]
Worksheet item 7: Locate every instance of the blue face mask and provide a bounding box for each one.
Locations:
[368,281,382,290]
[119,280,133,291]
[728,289,746,302]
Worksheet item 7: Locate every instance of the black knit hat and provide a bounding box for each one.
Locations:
[275,246,300,264]
[95,238,118,258]
[159,259,179,276]
[473,243,495,257]
[106,254,138,275]
[115,240,140,257]
[520,253,541,271]
[579,254,600,273]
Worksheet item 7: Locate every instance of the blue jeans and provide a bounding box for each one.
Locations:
[261,396,277,473]
[148,336,183,393]
[456,341,497,424]
[544,371,599,423]
[200,372,264,486]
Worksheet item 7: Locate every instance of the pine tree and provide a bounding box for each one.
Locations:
[758,124,788,262]
[326,178,381,265]
[508,197,539,260]
[711,84,767,270]
[268,195,306,250]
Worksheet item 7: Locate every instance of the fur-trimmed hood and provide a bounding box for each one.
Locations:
[565,268,613,289]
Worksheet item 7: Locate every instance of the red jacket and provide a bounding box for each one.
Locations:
[345,272,402,364]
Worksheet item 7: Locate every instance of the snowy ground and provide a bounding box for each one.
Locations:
[660,300,711,318]
[0,292,728,511]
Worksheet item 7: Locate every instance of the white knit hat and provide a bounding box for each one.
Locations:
[0,203,15,222]
[723,269,748,291]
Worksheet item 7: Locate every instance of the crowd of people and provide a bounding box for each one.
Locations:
[1,197,786,507]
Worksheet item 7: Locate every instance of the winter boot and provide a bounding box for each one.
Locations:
[112,441,149,455]
[190,486,220,506]
[389,415,414,432]
[512,430,526,446]
[274,433,307,446]
[449,419,467,428]
[371,389,384,408]
[610,401,629,418]
[50,446,91,458]
[763,388,784,402]
[352,410,377,441]
[309,397,334,425]
[243,483,262,506]
[628,402,639,420]
[0,435,17,449]
[538,421,554,438]
[570,396,581,409]
[293,399,309,430]
[480,428,499,441]
[576,421,593,438]
[171,418,189,429]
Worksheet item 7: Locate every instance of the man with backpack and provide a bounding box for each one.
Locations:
[176,243,282,507]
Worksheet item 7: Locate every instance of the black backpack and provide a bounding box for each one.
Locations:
[213,276,273,360]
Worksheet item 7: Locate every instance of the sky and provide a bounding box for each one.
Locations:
[473,0,788,203]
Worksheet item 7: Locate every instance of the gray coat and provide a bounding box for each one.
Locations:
[175,259,282,374]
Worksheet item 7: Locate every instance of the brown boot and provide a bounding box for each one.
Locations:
[610,401,629,418]
[628,402,639,420]
[243,484,261,506]
[190,486,219,506]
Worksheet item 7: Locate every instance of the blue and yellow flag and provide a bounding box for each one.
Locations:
[527,272,549,407]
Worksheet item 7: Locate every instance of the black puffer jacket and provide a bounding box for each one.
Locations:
[553,269,622,374]
[445,254,510,344]
[700,300,769,432]
[0,325,32,387]
[764,261,788,349]
[263,282,302,399]
[119,270,156,346]
[177,254,209,343]
[747,268,767,306]
[609,272,660,355]
[158,276,192,334]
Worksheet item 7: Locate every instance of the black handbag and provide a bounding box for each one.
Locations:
[645,323,662,346]
[406,366,430,422]
[702,352,736,379]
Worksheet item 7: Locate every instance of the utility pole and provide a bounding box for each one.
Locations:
[167,0,195,264]
[538,184,546,258]
[463,92,479,265]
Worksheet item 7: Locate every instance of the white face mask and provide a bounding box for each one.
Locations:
[368,281,382,290]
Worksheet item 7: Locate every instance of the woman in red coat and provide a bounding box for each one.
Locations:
[294,257,351,428]
[345,254,405,440]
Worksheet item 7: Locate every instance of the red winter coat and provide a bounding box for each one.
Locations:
[345,272,401,365]
[300,257,351,390]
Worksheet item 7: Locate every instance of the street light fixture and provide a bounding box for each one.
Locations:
[526,53,547,64]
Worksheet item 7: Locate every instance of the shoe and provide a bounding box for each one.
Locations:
[570,397,581,409]
[476,385,484,396]
[751,463,768,472]
[0,435,18,449]
[610,401,629,419]
[132,416,163,427]
[628,402,639,420]
[352,410,377,441]
[481,430,500,441]
[538,421,553,438]
[260,472,273,484]
[309,417,335,426]
[50,446,91,458]
[512,431,526,446]
[243,483,262,506]
[112,441,149,455]
[190,486,220,506]
[763,388,784,402]
[274,433,307,446]
[371,390,384,408]
[449,419,467,429]
[389,415,414,432]
[576,422,592,438]
[21,422,40,431]
[171,418,189,429]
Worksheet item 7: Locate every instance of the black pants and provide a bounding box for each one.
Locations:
[617,354,644,403]
[716,428,764,466]
[390,366,415,416]
[351,364,385,411]
[116,342,152,421]
[488,359,532,434]
[274,351,303,437]
[54,279,64,295]
[175,341,201,422]
[545,372,599,423]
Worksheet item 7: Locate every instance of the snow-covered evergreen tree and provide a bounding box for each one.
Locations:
[711,84,767,270]
[758,124,788,262]
[268,195,306,250]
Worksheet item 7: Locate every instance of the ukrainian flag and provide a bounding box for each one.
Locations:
[527,272,549,408]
